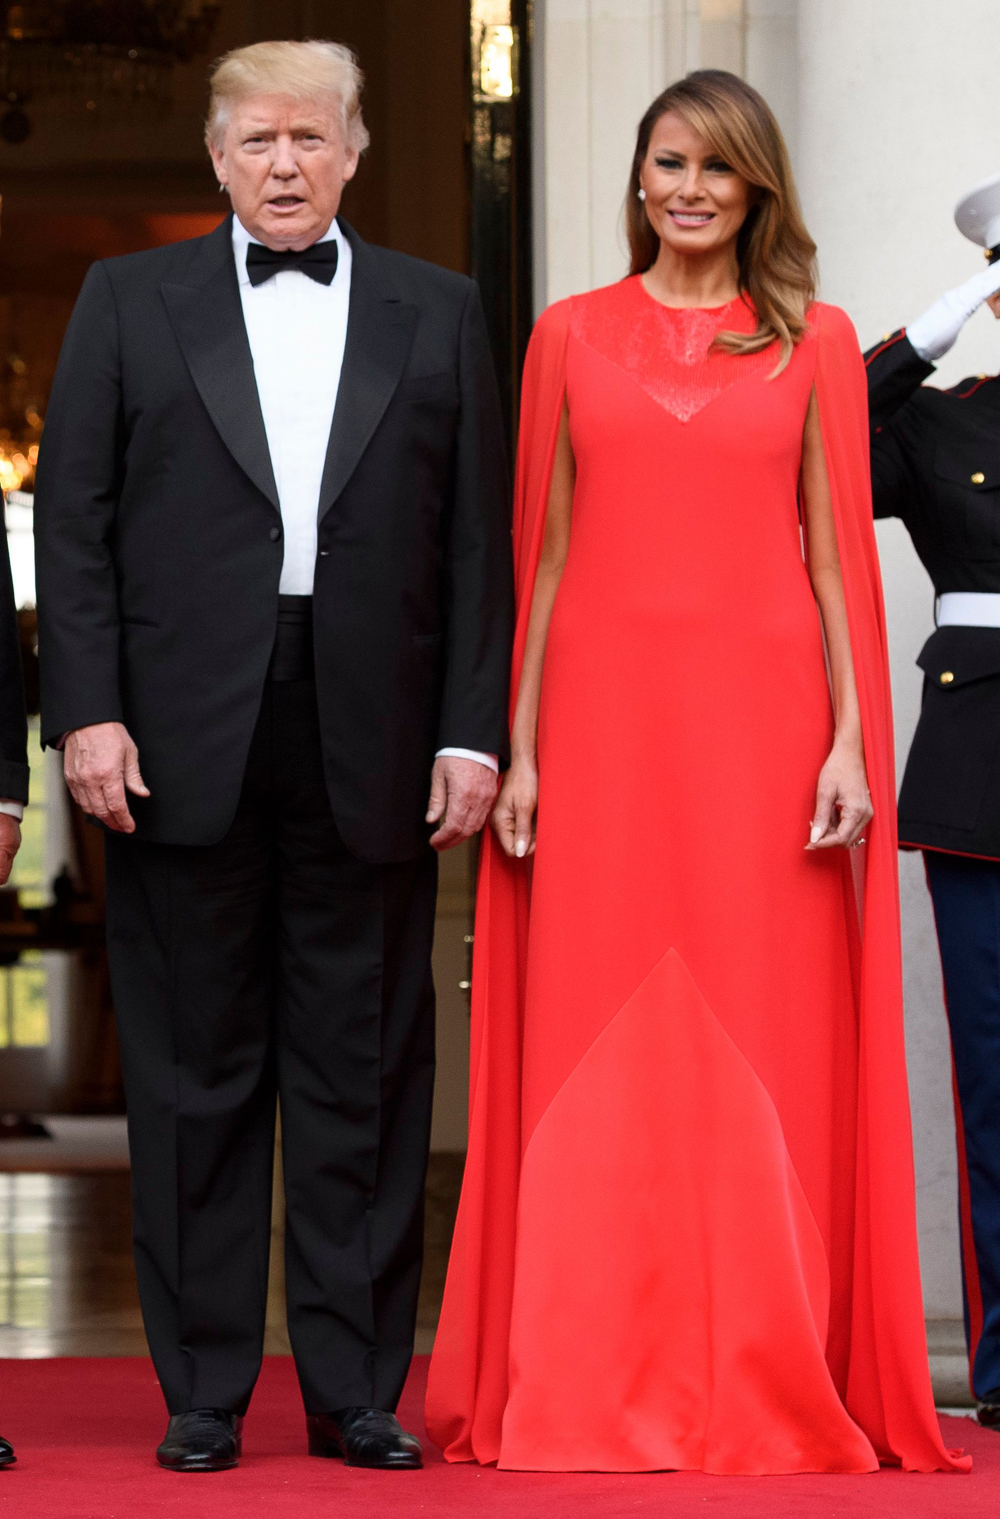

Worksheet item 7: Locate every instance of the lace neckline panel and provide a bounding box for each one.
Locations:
[570,278,782,423]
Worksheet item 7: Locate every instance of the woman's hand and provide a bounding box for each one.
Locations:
[492,757,538,859]
[807,739,873,850]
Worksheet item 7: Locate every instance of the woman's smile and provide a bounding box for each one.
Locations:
[667,209,716,227]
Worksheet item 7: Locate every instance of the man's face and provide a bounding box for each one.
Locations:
[209,93,359,251]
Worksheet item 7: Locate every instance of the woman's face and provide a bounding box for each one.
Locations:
[639,111,753,261]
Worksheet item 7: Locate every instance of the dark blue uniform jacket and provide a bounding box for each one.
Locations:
[868,329,1000,860]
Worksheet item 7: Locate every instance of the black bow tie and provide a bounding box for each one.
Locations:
[245,240,339,288]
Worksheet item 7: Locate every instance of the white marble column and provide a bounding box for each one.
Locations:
[796,0,1000,1330]
[537,1,788,302]
[538,1,690,305]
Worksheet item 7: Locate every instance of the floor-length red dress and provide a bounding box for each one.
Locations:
[425,279,968,1475]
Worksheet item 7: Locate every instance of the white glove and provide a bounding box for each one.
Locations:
[907,260,1000,361]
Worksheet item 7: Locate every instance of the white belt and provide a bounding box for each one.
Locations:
[937,592,1000,628]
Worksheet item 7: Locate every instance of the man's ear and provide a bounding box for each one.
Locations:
[207,140,228,190]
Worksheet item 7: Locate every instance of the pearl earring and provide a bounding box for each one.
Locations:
[638,188,646,202]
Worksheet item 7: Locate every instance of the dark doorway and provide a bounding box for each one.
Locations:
[469,0,534,444]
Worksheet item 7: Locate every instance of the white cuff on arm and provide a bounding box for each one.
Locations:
[435,747,499,774]
[0,801,24,821]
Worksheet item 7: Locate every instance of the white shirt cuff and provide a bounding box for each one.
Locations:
[0,801,24,821]
[435,747,499,774]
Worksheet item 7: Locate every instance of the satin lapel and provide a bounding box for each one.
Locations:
[160,221,279,511]
[318,225,417,522]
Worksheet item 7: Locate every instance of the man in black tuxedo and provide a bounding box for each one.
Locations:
[34,40,512,1472]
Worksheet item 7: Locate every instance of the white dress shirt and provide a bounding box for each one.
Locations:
[231,216,496,774]
[233,215,349,596]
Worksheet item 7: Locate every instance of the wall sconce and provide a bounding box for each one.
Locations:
[479,25,518,100]
[472,2,519,104]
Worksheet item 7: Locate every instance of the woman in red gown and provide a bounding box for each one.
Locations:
[426,70,967,1476]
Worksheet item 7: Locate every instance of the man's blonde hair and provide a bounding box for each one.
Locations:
[206,40,370,154]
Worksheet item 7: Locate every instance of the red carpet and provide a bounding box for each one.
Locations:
[0,1356,995,1518]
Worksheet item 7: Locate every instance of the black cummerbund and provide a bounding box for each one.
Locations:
[269,595,314,683]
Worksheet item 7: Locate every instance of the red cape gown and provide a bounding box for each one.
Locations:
[425,281,969,1475]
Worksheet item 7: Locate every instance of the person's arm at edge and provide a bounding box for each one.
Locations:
[0,531,26,883]
[862,330,933,523]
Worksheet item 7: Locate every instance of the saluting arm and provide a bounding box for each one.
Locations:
[863,331,932,522]
[865,265,1000,522]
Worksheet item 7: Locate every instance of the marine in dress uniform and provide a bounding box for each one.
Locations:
[865,171,1000,1428]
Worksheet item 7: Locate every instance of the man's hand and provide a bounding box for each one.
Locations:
[64,721,150,834]
[0,814,20,886]
[425,756,497,851]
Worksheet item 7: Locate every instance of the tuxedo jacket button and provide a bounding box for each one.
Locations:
[269,526,281,542]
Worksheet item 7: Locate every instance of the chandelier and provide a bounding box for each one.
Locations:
[0,1,221,142]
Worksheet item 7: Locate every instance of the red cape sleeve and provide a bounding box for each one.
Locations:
[814,302,968,1471]
[425,299,572,1463]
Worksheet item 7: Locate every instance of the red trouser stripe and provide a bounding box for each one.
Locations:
[952,1054,984,1395]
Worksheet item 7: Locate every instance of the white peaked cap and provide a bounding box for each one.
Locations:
[955,171,1000,252]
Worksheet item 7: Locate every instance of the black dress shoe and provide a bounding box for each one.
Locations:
[978,1389,1000,1430]
[156,1409,243,1472]
[0,1435,14,1467]
[307,1408,422,1469]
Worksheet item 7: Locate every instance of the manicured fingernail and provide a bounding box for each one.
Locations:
[515,840,527,858]
[810,825,823,844]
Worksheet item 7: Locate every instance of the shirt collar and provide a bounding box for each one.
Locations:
[232,213,346,289]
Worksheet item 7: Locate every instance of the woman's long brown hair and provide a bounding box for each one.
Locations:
[626,70,817,373]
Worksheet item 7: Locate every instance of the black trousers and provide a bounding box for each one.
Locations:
[105,606,438,1416]
[925,851,1000,1401]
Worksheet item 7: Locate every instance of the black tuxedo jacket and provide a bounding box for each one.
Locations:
[34,217,513,861]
